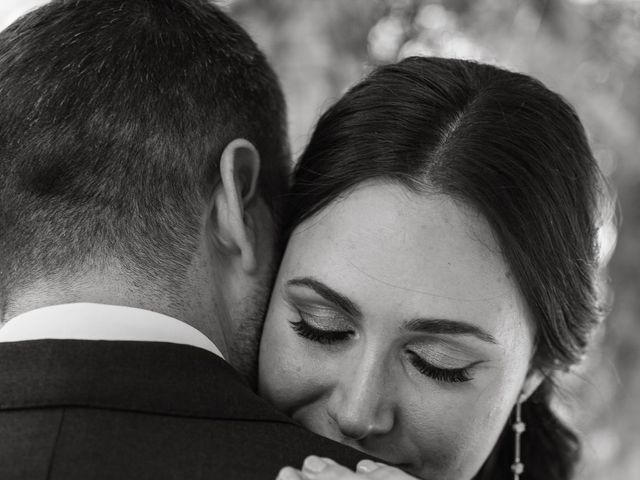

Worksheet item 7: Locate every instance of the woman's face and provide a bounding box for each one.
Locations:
[258,181,537,480]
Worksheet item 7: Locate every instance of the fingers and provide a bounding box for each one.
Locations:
[276,466,306,480]
[300,455,354,479]
[282,456,419,480]
[356,460,381,474]
[356,460,418,479]
[276,456,347,480]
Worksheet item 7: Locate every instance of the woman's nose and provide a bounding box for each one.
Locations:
[326,361,395,441]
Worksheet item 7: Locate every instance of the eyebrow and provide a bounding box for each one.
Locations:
[286,277,498,345]
[286,277,361,317]
[403,318,498,344]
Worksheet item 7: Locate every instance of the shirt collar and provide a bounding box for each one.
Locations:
[0,303,224,359]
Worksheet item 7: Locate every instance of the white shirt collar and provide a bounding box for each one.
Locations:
[0,303,224,359]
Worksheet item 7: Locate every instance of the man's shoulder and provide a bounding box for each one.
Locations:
[0,338,289,422]
[0,339,366,479]
[0,405,366,480]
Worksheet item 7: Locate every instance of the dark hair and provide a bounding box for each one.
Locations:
[285,57,613,479]
[0,0,289,301]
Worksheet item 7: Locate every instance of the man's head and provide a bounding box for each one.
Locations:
[0,0,289,377]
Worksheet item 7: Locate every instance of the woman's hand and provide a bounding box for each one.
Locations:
[276,456,420,480]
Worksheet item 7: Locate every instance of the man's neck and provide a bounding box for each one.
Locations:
[3,274,230,359]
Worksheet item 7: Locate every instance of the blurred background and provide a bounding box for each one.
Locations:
[2,0,639,478]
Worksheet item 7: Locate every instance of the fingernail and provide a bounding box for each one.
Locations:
[303,456,327,473]
[357,460,380,473]
[277,467,300,480]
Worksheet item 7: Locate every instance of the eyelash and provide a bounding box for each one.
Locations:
[289,317,473,384]
[408,352,472,383]
[289,319,352,345]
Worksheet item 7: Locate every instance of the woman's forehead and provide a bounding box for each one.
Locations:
[287,184,507,295]
[283,182,530,340]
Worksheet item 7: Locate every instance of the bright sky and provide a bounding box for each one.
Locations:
[0,0,49,31]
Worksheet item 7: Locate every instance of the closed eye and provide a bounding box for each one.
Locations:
[407,351,474,383]
[289,313,353,345]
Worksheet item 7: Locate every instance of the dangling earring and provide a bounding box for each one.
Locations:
[511,393,526,479]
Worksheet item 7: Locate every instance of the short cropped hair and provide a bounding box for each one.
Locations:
[0,0,289,297]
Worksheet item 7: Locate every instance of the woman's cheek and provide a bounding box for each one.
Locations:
[259,313,294,404]
[403,381,504,479]
[260,319,325,413]
[403,392,471,475]
[440,387,514,478]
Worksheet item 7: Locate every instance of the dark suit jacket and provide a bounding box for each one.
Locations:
[0,339,367,479]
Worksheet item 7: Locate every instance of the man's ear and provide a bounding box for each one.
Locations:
[209,138,261,274]
[520,368,545,402]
